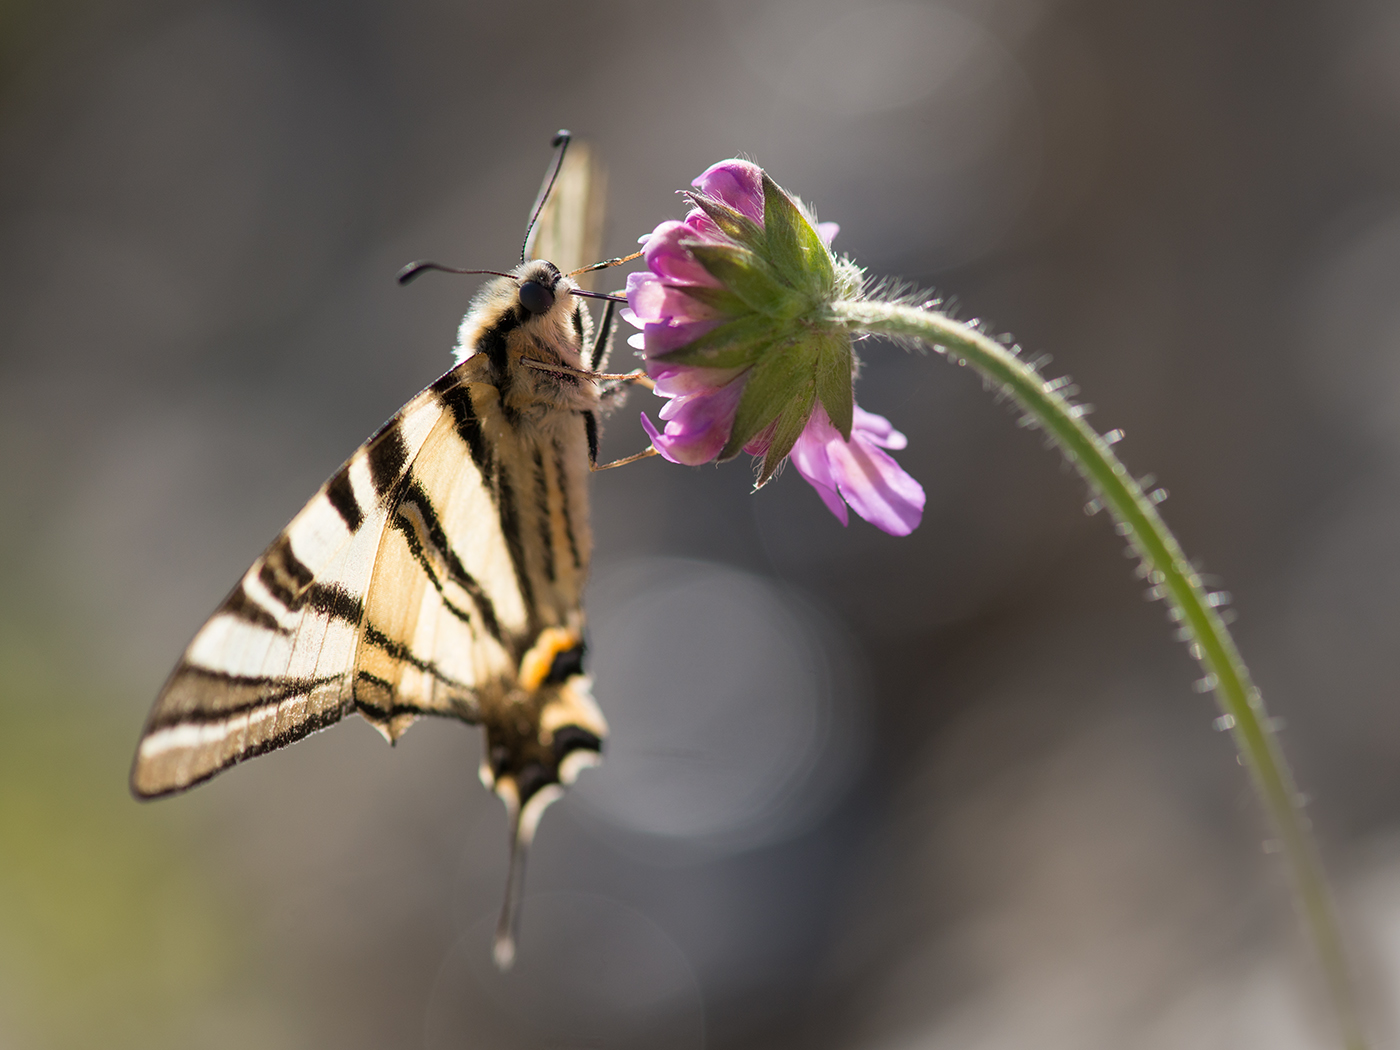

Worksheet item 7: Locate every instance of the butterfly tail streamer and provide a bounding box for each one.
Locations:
[494,801,530,971]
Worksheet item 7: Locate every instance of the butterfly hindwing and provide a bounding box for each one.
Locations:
[132,374,485,796]
[352,378,523,738]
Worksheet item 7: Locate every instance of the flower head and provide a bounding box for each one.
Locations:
[626,159,924,535]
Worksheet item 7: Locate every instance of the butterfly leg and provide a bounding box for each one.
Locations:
[591,446,659,471]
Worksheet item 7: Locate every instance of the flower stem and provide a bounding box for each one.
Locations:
[833,298,1366,1050]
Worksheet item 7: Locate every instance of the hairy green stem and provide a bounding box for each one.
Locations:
[833,298,1365,1050]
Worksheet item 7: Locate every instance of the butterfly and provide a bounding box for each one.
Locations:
[130,132,643,968]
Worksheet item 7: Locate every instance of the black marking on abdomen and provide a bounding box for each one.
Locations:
[368,423,409,499]
[325,468,364,531]
[552,724,602,760]
[532,447,556,584]
[545,642,584,684]
[514,762,552,805]
[259,536,314,608]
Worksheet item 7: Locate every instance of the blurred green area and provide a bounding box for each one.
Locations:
[0,623,244,1048]
[0,4,248,1042]
[0,0,67,88]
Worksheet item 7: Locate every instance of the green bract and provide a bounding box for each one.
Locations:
[656,173,861,481]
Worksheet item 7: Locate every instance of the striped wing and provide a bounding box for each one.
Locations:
[131,357,521,797]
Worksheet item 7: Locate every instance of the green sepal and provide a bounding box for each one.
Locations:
[684,193,765,250]
[813,330,854,440]
[761,174,834,296]
[654,313,777,368]
[673,283,749,316]
[719,336,819,460]
[758,381,817,486]
[687,243,800,317]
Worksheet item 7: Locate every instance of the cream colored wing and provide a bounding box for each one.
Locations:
[131,360,519,797]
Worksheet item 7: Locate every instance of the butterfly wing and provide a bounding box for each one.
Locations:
[130,361,516,797]
[523,139,605,285]
[349,373,531,742]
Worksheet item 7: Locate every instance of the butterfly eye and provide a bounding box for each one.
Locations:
[518,280,555,315]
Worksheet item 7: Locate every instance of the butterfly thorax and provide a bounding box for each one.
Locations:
[455,260,602,420]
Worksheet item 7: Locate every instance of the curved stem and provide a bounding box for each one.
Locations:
[833,298,1366,1050]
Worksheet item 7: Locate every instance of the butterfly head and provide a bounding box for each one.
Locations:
[515,260,562,316]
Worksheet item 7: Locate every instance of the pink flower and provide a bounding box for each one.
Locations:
[625,159,923,535]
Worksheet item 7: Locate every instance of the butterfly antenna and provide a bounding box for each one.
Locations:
[493,803,530,970]
[521,130,572,264]
[397,262,515,285]
[566,249,644,277]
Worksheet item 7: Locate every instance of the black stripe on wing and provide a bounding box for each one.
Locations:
[531,447,557,585]
[146,669,346,730]
[224,584,287,633]
[432,373,497,486]
[554,437,583,572]
[325,467,364,531]
[392,480,505,642]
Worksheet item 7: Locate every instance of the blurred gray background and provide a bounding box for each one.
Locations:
[3,0,1400,1046]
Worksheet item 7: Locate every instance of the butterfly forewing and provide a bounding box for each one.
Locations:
[352,375,523,736]
[132,385,454,796]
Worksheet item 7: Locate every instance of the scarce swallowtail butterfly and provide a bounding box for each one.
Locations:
[131,132,639,968]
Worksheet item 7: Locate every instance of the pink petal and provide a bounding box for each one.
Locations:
[788,402,923,535]
[650,363,748,397]
[640,371,748,466]
[788,416,851,526]
[692,160,766,226]
[826,433,925,536]
[852,405,907,450]
[642,221,723,286]
[816,221,840,247]
[626,273,720,326]
[683,208,722,237]
[640,319,722,357]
